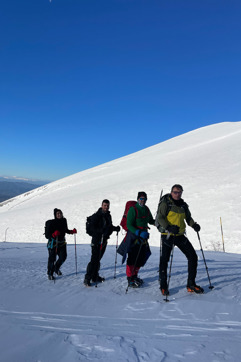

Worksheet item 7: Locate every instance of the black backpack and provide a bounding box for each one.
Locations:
[44,219,53,239]
[86,214,95,236]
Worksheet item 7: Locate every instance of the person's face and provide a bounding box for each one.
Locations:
[138,197,147,206]
[171,187,183,201]
[102,202,110,213]
[56,211,62,219]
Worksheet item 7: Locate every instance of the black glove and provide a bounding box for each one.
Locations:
[113,225,120,233]
[192,223,201,232]
[166,225,180,234]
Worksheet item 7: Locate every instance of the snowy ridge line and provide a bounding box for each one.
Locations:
[1,121,241,253]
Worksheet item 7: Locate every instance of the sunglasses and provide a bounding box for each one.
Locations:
[139,197,146,200]
[172,191,182,195]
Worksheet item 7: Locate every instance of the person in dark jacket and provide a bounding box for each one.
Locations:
[47,208,77,280]
[156,184,203,295]
[84,199,120,287]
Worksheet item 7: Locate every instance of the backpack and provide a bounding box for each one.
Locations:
[120,200,150,232]
[86,214,95,236]
[44,219,53,239]
[155,195,166,232]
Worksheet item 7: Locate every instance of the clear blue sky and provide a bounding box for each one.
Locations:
[1,0,240,181]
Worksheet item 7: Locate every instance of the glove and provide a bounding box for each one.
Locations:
[166,225,179,234]
[139,231,149,240]
[114,225,120,233]
[192,223,201,232]
[52,230,60,238]
[135,229,141,237]
[70,228,77,234]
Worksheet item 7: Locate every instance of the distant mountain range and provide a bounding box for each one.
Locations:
[0,177,50,202]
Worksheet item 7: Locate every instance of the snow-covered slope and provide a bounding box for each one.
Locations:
[1,122,241,253]
[1,242,241,361]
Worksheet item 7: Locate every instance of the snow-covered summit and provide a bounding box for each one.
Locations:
[1,122,241,253]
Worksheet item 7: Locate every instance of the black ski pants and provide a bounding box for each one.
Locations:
[85,241,107,282]
[127,241,150,268]
[159,234,198,289]
[47,243,67,276]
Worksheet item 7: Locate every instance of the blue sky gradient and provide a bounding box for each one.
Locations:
[1,0,241,180]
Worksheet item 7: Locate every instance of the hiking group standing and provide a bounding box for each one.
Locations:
[45,186,205,294]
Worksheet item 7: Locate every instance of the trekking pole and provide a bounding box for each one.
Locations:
[164,243,175,302]
[74,234,77,275]
[54,236,58,284]
[220,217,225,252]
[125,240,143,294]
[156,190,163,271]
[114,232,119,279]
[95,235,104,288]
[197,232,214,290]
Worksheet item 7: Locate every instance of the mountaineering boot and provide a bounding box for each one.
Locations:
[55,269,62,276]
[133,276,144,286]
[187,284,204,294]
[160,281,169,296]
[160,287,169,296]
[127,277,140,288]
[48,274,55,281]
[92,275,105,283]
[84,278,91,287]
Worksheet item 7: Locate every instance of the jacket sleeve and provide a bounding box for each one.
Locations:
[64,218,72,234]
[184,203,195,227]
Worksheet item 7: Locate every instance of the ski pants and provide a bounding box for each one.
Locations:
[126,240,151,277]
[159,234,198,289]
[85,241,107,282]
[47,243,67,276]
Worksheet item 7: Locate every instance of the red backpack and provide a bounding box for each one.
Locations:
[120,200,150,232]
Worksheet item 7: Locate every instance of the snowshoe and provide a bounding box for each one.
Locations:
[187,284,204,294]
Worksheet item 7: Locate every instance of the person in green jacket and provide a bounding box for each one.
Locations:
[126,191,155,288]
[156,184,203,295]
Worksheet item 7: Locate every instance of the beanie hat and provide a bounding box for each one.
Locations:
[54,208,62,218]
[137,191,147,200]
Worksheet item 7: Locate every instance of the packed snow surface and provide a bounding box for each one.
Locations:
[1,242,241,361]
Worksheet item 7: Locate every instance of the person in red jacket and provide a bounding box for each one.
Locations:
[47,208,77,280]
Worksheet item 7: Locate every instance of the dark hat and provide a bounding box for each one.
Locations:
[54,208,62,218]
[137,191,147,200]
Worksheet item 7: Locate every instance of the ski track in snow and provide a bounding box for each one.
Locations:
[1,243,241,361]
